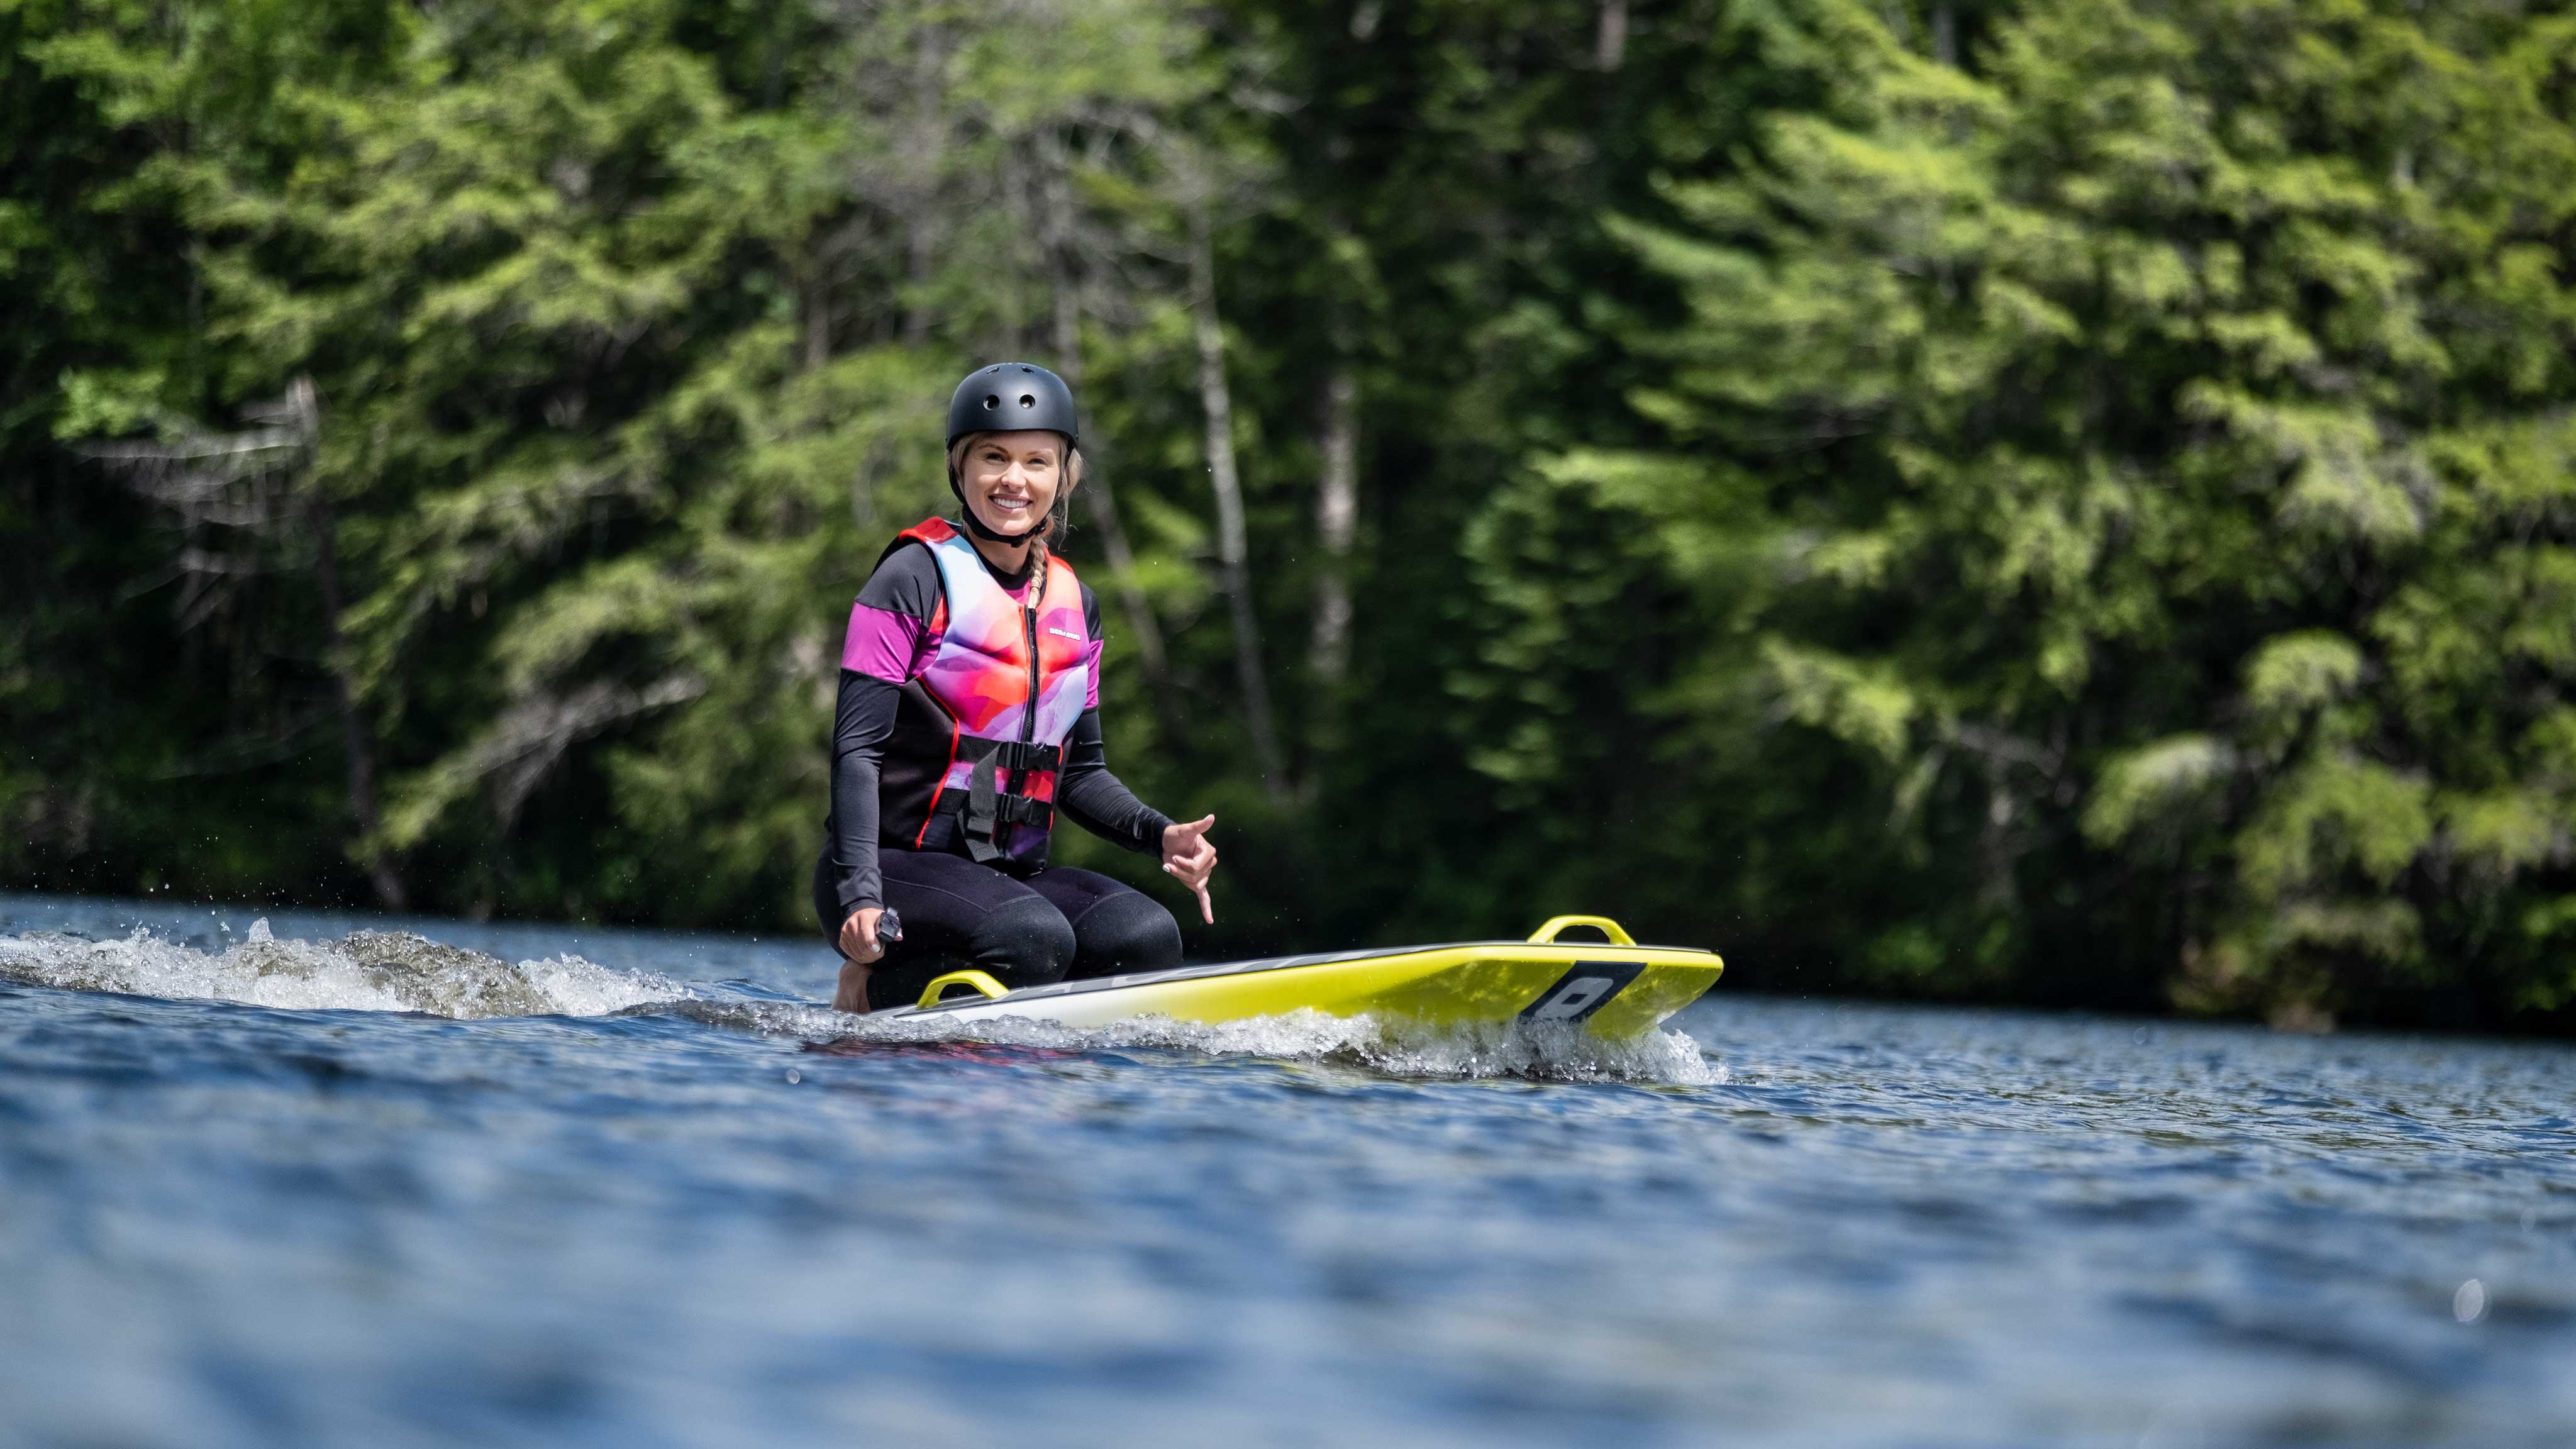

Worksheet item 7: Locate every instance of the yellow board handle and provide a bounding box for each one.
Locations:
[917,970,1009,1008]
[1528,915,1636,946]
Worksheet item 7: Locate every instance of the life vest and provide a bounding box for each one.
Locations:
[876,517,1092,870]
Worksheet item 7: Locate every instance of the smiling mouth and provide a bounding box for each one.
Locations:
[979,491,1040,534]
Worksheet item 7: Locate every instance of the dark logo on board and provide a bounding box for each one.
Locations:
[1519,960,1646,1023]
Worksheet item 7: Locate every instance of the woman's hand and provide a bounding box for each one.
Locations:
[838,906,887,965]
[1161,814,1218,924]
[833,906,884,1013]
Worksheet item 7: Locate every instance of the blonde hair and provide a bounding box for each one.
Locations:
[948,430,1081,550]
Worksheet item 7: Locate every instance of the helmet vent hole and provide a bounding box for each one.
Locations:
[982,394,999,409]
[1018,393,1035,408]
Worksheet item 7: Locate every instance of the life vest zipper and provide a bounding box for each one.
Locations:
[1018,595,1040,797]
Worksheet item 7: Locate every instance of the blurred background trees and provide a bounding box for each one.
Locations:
[9,0,2576,1032]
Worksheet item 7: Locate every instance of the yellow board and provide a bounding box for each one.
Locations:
[882,915,1723,1042]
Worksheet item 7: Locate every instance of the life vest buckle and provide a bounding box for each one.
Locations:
[957,755,1053,862]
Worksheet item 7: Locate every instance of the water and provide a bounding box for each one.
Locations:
[2,893,2571,1447]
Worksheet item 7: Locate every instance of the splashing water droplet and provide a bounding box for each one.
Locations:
[2455,1279,2487,1323]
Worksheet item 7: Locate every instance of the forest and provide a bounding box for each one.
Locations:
[10,0,2576,1033]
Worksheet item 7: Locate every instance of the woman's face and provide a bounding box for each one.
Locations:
[958,431,1069,540]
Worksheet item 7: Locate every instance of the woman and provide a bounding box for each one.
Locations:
[814,363,1218,1013]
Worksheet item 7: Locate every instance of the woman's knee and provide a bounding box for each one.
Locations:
[1070,893,1181,977]
[969,896,1078,986]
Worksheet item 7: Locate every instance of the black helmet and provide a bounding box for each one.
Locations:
[946,363,1078,448]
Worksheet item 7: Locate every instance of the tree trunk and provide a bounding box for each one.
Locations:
[850,440,877,534]
[1596,0,1628,71]
[901,24,947,343]
[1040,131,1180,736]
[800,252,831,372]
[1310,365,1358,686]
[1187,199,1287,797]
[304,473,406,910]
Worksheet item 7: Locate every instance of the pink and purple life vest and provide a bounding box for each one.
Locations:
[875,518,1092,869]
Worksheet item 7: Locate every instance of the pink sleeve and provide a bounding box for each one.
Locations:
[1084,639,1104,710]
[841,601,926,683]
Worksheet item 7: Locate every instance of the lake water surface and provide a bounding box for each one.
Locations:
[3,891,2571,1446]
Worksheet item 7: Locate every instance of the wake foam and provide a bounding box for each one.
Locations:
[748,1002,1721,1085]
[0,919,685,1020]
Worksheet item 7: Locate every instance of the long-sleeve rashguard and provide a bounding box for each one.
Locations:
[823,540,1172,918]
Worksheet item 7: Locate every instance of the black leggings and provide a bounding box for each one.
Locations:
[813,848,1182,1011]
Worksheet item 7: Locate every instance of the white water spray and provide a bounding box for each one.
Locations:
[0,922,685,1019]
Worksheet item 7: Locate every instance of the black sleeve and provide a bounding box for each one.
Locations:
[1053,584,1174,852]
[827,672,902,913]
[823,541,943,916]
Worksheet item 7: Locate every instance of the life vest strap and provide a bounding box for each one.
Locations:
[947,766,1055,863]
[955,737,1063,774]
[967,796,1055,828]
